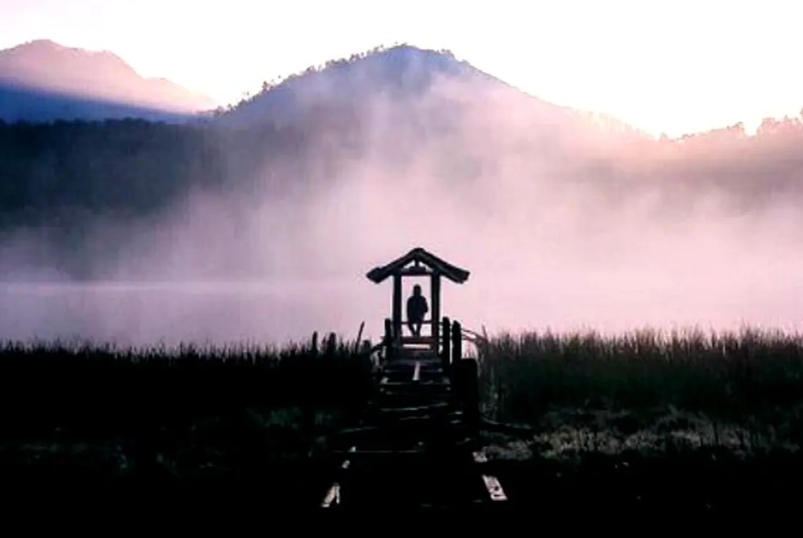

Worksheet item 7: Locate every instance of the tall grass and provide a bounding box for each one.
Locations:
[7,325,803,434]
[0,333,374,438]
[476,326,803,424]
[5,327,803,506]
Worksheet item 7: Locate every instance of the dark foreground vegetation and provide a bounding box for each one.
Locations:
[3,327,803,510]
[477,327,803,511]
[0,334,374,508]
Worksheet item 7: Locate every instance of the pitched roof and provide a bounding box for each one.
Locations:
[366,247,470,284]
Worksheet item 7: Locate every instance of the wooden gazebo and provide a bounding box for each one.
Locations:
[317,247,501,511]
[366,247,470,351]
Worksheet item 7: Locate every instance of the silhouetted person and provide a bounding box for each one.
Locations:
[406,284,428,337]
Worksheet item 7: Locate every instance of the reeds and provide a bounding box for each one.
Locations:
[475,326,803,423]
[5,325,803,435]
[0,332,374,438]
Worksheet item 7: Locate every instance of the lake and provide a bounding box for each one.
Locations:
[2,273,801,348]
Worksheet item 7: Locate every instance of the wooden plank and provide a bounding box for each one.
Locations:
[382,366,440,377]
[411,363,443,372]
[480,475,507,502]
[383,352,440,362]
[382,372,416,383]
[334,426,379,436]
[378,402,451,414]
[377,388,451,398]
[333,449,424,457]
[321,446,356,508]
[400,336,437,346]
[394,415,464,426]
[380,380,450,388]
[382,357,428,368]
[472,451,508,502]
[321,484,339,508]
[376,403,451,413]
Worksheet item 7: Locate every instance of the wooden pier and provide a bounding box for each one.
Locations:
[319,248,508,510]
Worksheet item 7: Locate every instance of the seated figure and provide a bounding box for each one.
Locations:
[406,284,428,337]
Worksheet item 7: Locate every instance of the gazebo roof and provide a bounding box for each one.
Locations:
[366,247,470,284]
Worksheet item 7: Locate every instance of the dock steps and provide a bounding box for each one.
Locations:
[320,323,506,509]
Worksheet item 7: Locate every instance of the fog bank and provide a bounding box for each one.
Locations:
[3,62,803,346]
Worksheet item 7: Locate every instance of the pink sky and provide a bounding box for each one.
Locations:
[2,0,802,138]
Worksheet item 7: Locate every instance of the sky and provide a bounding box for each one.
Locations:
[1,0,802,138]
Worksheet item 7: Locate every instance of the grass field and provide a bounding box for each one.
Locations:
[0,333,373,507]
[478,327,803,446]
[2,326,803,509]
[474,327,803,511]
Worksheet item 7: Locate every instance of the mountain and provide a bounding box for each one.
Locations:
[217,44,648,141]
[218,46,487,125]
[2,43,803,281]
[0,39,217,123]
[214,44,653,184]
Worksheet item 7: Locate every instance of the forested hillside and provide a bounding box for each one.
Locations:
[3,45,803,280]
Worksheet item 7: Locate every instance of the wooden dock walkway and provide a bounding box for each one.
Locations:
[319,327,508,510]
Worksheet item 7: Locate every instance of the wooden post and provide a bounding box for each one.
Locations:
[441,316,451,371]
[384,318,394,361]
[392,274,402,340]
[430,273,441,351]
[462,358,480,440]
[452,320,462,364]
[451,321,463,401]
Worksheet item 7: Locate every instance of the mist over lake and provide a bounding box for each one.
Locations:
[3,44,803,347]
[2,273,801,347]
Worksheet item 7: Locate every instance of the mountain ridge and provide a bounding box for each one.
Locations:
[0,39,651,140]
[214,43,650,148]
[0,39,217,122]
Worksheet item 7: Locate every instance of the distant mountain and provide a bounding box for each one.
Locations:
[216,44,648,143]
[3,42,803,281]
[218,46,488,124]
[0,39,217,123]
